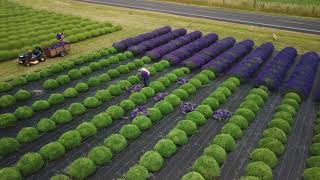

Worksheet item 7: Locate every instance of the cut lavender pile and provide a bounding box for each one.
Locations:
[127,84,144,93]
[176,78,188,85]
[130,106,148,119]
[153,92,169,102]
[180,102,197,114]
[213,109,232,121]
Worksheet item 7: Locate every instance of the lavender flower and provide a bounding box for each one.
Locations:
[213,109,232,121]
[130,106,148,119]
[176,78,188,85]
[180,101,197,114]
[127,84,144,93]
[153,92,168,102]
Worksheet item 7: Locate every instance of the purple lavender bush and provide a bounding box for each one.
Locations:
[255,47,297,90]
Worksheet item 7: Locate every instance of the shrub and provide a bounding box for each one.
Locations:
[107,69,120,78]
[164,94,181,107]
[83,97,101,108]
[250,88,268,100]
[67,157,96,179]
[0,82,12,92]
[87,77,101,87]
[221,81,237,92]
[204,144,227,165]
[245,161,272,180]
[195,105,213,119]
[76,122,97,139]
[128,75,141,84]
[14,106,34,120]
[303,167,320,180]
[153,63,165,72]
[0,95,16,108]
[40,69,52,78]
[127,62,136,70]
[117,65,130,74]
[192,155,220,179]
[268,119,291,135]
[201,97,220,110]
[210,91,227,104]
[124,51,134,58]
[258,137,284,156]
[180,83,196,95]
[201,69,215,80]
[276,104,296,116]
[311,143,320,156]
[39,141,66,161]
[0,137,20,156]
[166,128,188,145]
[245,94,264,107]
[16,127,39,144]
[281,98,299,110]
[149,81,165,93]
[88,146,113,165]
[313,134,320,143]
[165,73,178,82]
[133,59,144,67]
[129,92,147,105]
[106,105,124,120]
[36,118,56,132]
[147,108,162,123]
[306,156,320,168]
[273,111,293,125]
[0,167,22,180]
[216,87,231,97]
[221,123,243,140]
[139,150,164,172]
[120,124,141,140]
[79,66,92,75]
[120,100,136,111]
[16,153,44,176]
[108,56,119,64]
[104,133,127,152]
[239,101,260,114]
[51,109,73,125]
[154,101,173,115]
[32,100,50,111]
[194,74,210,85]
[99,73,111,82]
[172,89,188,100]
[26,72,40,82]
[284,92,301,103]
[158,77,171,87]
[250,148,278,168]
[63,88,79,98]
[125,164,149,180]
[58,130,82,150]
[90,113,112,129]
[117,53,127,61]
[50,64,64,73]
[68,103,87,116]
[0,113,16,128]
[263,127,287,143]
[14,89,31,101]
[95,90,112,102]
[108,84,122,96]
[172,69,185,77]
[118,80,132,90]
[154,139,176,158]
[181,172,205,180]
[229,115,248,129]
[50,174,71,180]
[48,93,65,105]
[89,62,101,71]
[240,176,260,180]
[234,108,255,122]
[176,120,197,136]
[186,111,206,126]
[212,133,236,152]
[68,69,82,80]
[56,75,71,86]
[132,116,152,131]
[12,77,27,87]
[140,87,155,98]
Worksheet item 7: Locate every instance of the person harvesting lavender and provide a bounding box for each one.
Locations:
[138,68,150,87]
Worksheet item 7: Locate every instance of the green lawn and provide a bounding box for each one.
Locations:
[1,0,319,81]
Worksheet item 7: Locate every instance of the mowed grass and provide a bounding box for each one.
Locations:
[0,0,319,81]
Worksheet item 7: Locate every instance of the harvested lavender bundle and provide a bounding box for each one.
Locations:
[180,101,197,114]
[153,92,168,102]
[130,106,148,119]
[127,84,144,93]
[176,78,188,85]
[213,109,232,121]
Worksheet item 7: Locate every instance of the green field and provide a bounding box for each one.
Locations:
[158,0,320,17]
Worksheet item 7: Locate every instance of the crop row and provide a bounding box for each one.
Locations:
[0,57,157,158]
[48,68,214,179]
[0,47,117,94]
[181,85,268,179]
[0,64,187,179]
[302,111,320,179]
[241,92,301,180]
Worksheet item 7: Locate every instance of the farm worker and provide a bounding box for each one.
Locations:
[138,68,150,87]
[56,33,64,42]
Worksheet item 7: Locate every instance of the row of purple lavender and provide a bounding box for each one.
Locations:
[128,28,187,55]
[282,52,320,98]
[162,33,219,65]
[145,31,202,60]
[255,47,297,89]
[112,26,171,51]
[228,42,274,81]
[181,37,236,69]
[201,39,254,73]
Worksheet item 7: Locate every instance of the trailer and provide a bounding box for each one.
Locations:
[44,41,71,57]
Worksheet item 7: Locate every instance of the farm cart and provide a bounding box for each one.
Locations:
[44,41,71,57]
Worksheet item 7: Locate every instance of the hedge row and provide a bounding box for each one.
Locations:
[241,92,301,180]
[303,111,320,180]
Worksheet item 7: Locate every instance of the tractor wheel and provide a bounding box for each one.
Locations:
[60,51,66,57]
[39,56,46,62]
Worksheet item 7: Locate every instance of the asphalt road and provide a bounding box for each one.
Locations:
[80,0,320,35]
